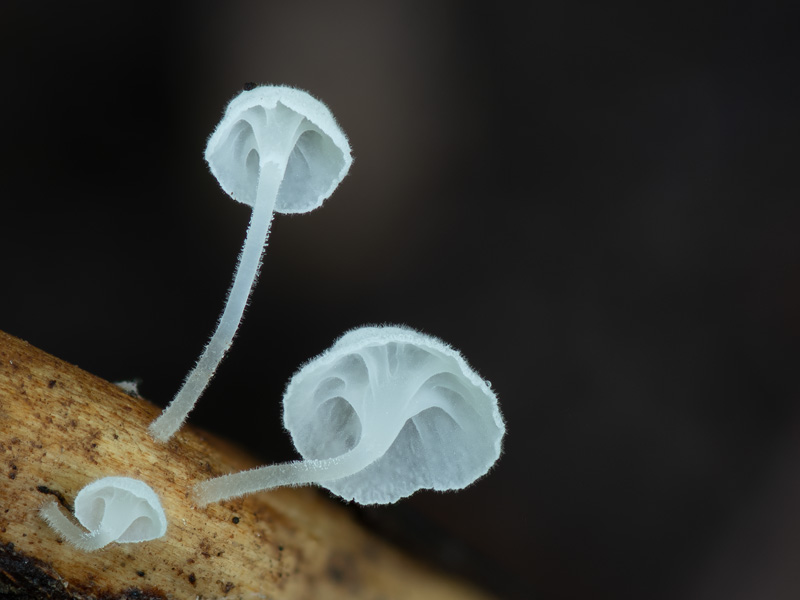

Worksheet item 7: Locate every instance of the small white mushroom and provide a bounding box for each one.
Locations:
[149,85,352,442]
[194,325,505,506]
[39,476,167,551]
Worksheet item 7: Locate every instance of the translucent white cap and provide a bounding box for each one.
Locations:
[40,476,167,551]
[74,476,168,543]
[283,325,506,504]
[205,85,353,214]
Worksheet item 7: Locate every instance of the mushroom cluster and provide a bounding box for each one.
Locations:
[153,84,506,506]
[39,84,504,552]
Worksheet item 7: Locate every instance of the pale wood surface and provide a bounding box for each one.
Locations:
[0,330,497,600]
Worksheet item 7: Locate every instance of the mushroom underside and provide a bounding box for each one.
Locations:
[317,406,499,504]
[293,392,500,504]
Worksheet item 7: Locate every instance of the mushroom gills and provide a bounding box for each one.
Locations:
[193,325,505,506]
[39,476,167,551]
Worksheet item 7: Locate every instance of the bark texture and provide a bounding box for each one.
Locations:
[0,330,496,600]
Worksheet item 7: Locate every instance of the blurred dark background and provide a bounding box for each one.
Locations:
[2,2,800,598]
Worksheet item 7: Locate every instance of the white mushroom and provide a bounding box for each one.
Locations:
[39,476,167,551]
[149,85,352,442]
[194,325,505,506]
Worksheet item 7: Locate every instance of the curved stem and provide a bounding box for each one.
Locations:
[40,501,122,551]
[149,163,283,442]
[193,440,387,506]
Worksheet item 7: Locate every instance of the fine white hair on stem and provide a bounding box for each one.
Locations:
[149,85,352,443]
[193,325,505,506]
[39,476,167,551]
[40,501,115,552]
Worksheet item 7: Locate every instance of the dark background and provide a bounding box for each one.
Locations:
[2,2,800,598]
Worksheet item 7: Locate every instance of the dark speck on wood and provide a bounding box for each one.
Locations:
[36,485,72,511]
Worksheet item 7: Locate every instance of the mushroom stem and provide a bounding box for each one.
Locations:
[149,162,284,442]
[40,501,125,551]
[193,436,393,506]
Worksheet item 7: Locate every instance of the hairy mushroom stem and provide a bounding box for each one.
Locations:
[40,501,122,552]
[148,86,352,444]
[193,435,395,506]
[149,163,283,442]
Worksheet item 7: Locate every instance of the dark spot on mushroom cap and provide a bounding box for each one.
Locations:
[137,570,145,577]
[47,380,56,388]
[188,573,196,585]
[232,516,239,524]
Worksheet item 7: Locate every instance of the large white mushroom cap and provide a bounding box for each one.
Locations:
[283,325,506,504]
[192,325,505,506]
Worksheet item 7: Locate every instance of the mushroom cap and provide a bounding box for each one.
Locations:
[283,325,505,504]
[205,85,352,214]
[74,476,168,543]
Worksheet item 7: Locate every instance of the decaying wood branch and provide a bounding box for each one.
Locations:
[0,330,497,600]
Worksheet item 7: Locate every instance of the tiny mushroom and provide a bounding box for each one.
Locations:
[149,85,352,442]
[194,325,505,506]
[39,476,167,551]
